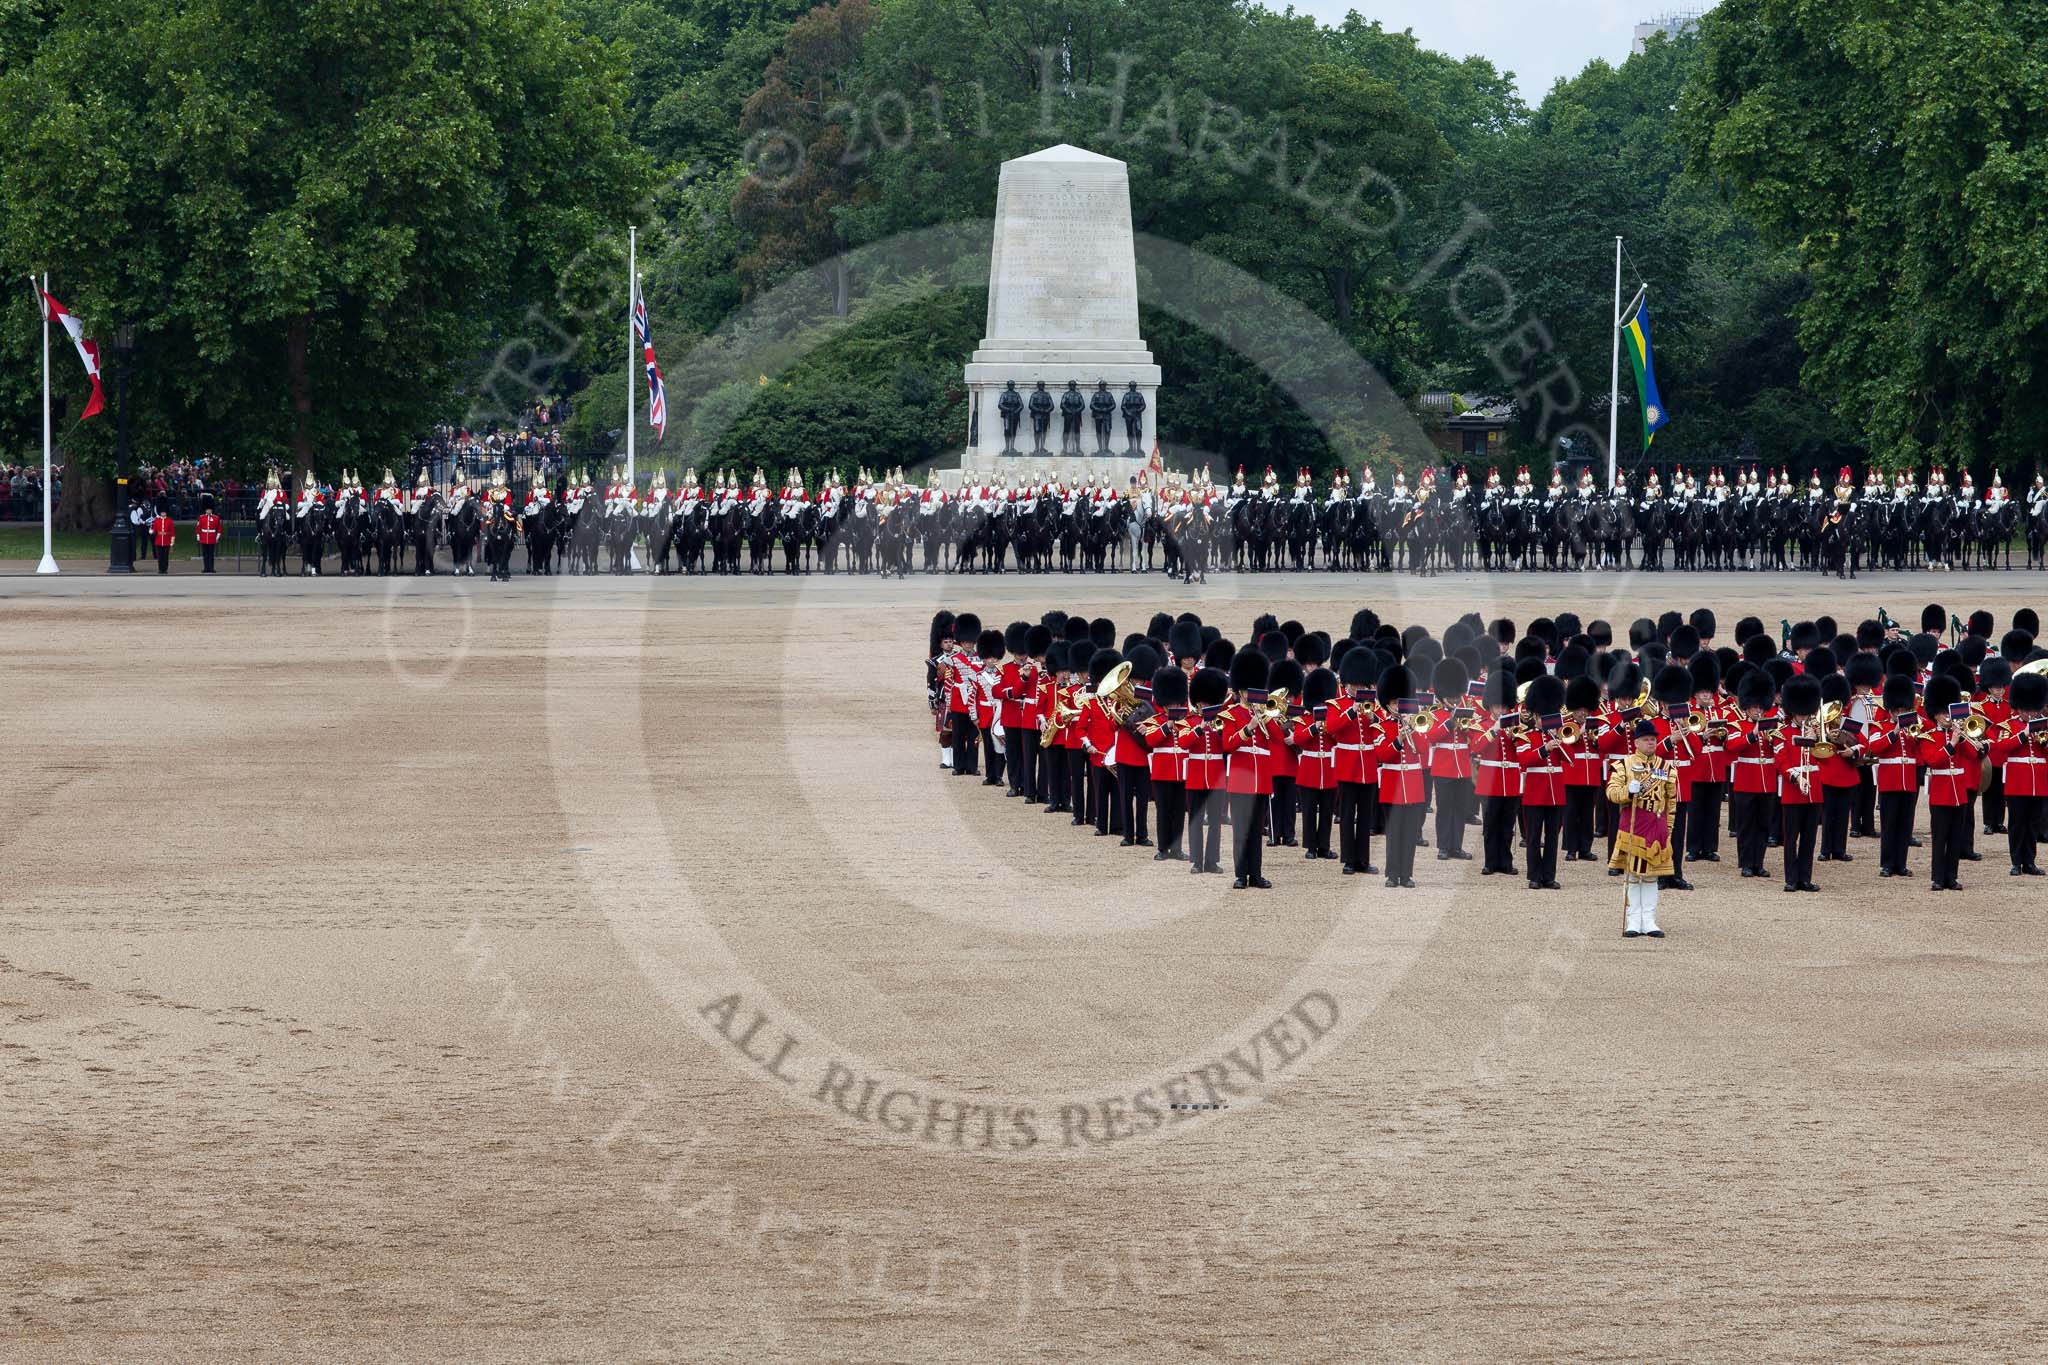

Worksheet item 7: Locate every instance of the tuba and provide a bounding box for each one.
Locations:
[1095,660,1137,723]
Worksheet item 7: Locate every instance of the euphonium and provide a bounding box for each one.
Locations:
[1962,709,1990,743]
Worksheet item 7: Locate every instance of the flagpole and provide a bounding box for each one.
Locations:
[1607,236,1622,494]
[626,225,640,570]
[38,272,58,575]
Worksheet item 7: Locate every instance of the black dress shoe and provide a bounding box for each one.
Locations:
[1961,851,1983,862]
[1362,865,1379,875]
[1564,851,1580,862]
[1251,877,1273,890]
[1279,838,1297,847]
[1878,867,1893,877]
[1700,852,1720,862]
[1120,837,1135,847]
[1608,868,1622,877]
[1204,863,1223,874]
[1623,929,1642,938]
[1785,884,1800,893]
[1450,849,1472,860]
[1137,837,1153,847]
[1190,864,1206,876]
[1154,850,1173,861]
[1930,881,1945,892]
[1545,880,1563,890]
[1385,876,1400,888]
[1817,853,1834,863]
[1399,877,1416,888]
[2027,866,2045,876]
[1646,929,1665,938]
[2012,866,2026,877]
[1801,882,1820,892]
[1909,836,1923,847]
[1836,853,1854,862]
[1232,876,1249,889]
[1502,866,1519,877]
[1946,879,1964,890]
[1481,866,1494,875]
[1342,864,1357,875]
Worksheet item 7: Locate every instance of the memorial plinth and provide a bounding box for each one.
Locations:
[954,144,1160,486]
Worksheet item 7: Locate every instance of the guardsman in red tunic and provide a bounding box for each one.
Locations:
[1377,665,1427,889]
[1722,670,1783,878]
[945,611,982,776]
[1518,675,1569,889]
[973,627,1006,789]
[1291,667,1341,862]
[1080,647,1122,836]
[1472,669,1523,877]
[993,622,1036,799]
[928,611,957,769]
[1918,674,1980,891]
[1182,666,1230,874]
[150,501,175,574]
[1219,650,1278,889]
[1773,675,1826,893]
[1683,652,1730,863]
[1110,652,1156,848]
[1860,673,1924,878]
[1328,647,1387,876]
[1647,664,1699,890]
[1989,668,2048,875]
[1143,666,1191,862]
[1265,658,1305,847]
[1034,642,1072,813]
[1815,672,1863,863]
[1422,659,1476,861]
[1559,674,1606,862]
[195,494,223,573]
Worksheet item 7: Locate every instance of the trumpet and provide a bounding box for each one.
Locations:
[1681,711,1710,737]
[1406,711,1434,735]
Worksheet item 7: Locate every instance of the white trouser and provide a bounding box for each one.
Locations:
[1625,881,1661,935]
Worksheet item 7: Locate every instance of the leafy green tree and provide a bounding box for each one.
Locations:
[0,0,647,498]
[1680,0,2048,472]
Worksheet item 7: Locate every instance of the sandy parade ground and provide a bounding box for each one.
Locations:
[6,559,2048,1360]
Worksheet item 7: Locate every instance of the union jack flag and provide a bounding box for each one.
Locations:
[633,278,666,442]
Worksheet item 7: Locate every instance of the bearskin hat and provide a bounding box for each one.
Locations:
[1269,659,1306,701]
[2003,629,2034,664]
[1230,649,1270,693]
[1668,624,1701,660]
[1516,636,1547,662]
[1350,608,1380,641]
[1738,670,1777,711]
[1789,621,1820,652]
[1377,663,1413,705]
[1656,611,1682,641]
[1294,633,1329,668]
[2012,671,2048,712]
[1555,645,1589,681]
[1884,646,1915,677]
[1780,674,1823,719]
[1492,617,1516,646]
[1968,609,1994,640]
[1921,602,1946,634]
[1515,655,1547,686]
[1331,637,1354,669]
[1204,638,1236,670]
[1524,674,1565,717]
[2016,608,2040,638]
[1252,613,1280,641]
[1803,645,1838,679]
[1456,645,1487,680]
[1302,667,1339,708]
[1854,619,1884,651]
[1606,659,1643,702]
[1688,608,1716,640]
[1846,653,1884,690]
[1026,623,1053,657]
[1064,614,1091,645]
[1148,612,1174,641]
[1168,619,1204,663]
[1004,621,1032,655]
[1907,633,1938,666]
[1820,672,1851,707]
[1089,617,1116,650]
[1087,647,1123,688]
[1922,673,1961,717]
[1043,642,1069,675]
[976,628,1004,660]
[1432,657,1469,703]
[1717,646,1740,677]
[1651,663,1693,707]
[1484,667,1516,710]
[1556,611,1584,639]
[1958,635,1988,668]
[1280,619,1305,646]
[930,611,957,655]
[1151,666,1189,708]
[1444,621,1474,654]
[1040,610,1069,634]
[1980,657,2012,692]
[1259,630,1290,662]
[1564,674,1602,713]
[1740,634,1774,666]
[1587,619,1614,647]
[1190,666,1229,708]
[1339,647,1377,688]
[1528,617,1558,648]
[1815,615,1838,642]
[1629,618,1654,648]
[1881,675,1916,714]
[1689,651,1721,698]
[954,611,982,642]
[1201,625,1222,650]
[1734,615,1764,645]
[1638,642,1669,676]
[1408,637,1443,673]
[1176,611,1203,629]
[1127,643,1163,682]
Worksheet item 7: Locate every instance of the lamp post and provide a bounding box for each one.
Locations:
[107,322,136,572]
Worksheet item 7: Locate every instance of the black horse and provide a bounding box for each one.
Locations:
[370,499,404,575]
[258,502,292,577]
[296,503,329,575]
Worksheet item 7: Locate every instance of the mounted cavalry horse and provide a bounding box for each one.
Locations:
[258,498,293,577]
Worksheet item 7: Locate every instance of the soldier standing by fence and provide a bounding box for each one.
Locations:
[196,495,222,573]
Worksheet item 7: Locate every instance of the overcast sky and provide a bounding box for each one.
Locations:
[1293,0,1707,105]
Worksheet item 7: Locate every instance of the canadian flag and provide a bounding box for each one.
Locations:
[39,288,105,419]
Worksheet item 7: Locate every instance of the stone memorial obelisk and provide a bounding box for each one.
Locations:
[956,144,1160,485]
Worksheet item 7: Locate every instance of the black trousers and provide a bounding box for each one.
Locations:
[1153,779,1187,856]
[1068,749,1088,816]
[1960,794,1979,857]
[1524,803,1563,885]
[1230,793,1269,880]
[1983,771,2005,832]
[1930,803,1966,886]
[1820,785,1854,859]
[155,544,170,573]
[1299,786,1335,857]
[1732,788,1773,874]
[1662,804,1689,884]
[1042,746,1067,810]
[1089,762,1113,834]
[1481,794,1519,872]
[201,544,216,572]
[1434,776,1473,855]
[1004,727,1026,794]
[1269,776,1298,844]
[1688,781,1725,858]
[1116,763,1151,842]
[2007,794,2043,870]
[1853,767,1877,836]
[950,713,977,775]
[1563,785,1597,858]
[1383,802,1423,881]
[981,726,1005,785]
[1338,782,1377,871]
[1781,802,1819,888]
[1187,788,1223,870]
[1878,789,1918,875]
